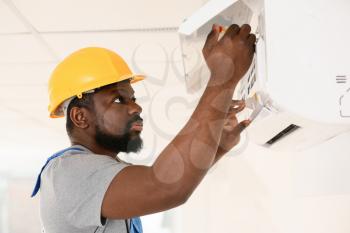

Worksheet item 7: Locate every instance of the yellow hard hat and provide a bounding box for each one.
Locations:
[48,47,145,118]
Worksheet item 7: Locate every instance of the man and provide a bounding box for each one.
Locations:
[32,24,256,233]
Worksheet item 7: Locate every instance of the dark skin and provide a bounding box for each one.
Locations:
[69,24,255,219]
[69,81,142,156]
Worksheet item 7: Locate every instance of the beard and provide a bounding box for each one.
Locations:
[95,115,143,153]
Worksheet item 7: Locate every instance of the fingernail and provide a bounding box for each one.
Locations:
[219,26,223,33]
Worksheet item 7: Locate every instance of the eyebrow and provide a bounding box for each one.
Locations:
[111,88,135,99]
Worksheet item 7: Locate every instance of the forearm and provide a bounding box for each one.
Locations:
[212,147,227,166]
[151,75,237,198]
[150,23,255,204]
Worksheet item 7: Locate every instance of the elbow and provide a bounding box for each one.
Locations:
[149,166,196,208]
[165,185,193,208]
[177,191,191,206]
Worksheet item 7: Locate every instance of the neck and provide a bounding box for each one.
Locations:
[70,136,120,158]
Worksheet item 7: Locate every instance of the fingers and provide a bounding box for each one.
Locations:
[225,24,255,44]
[205,24,256,51]
[247,33,256,44]
[229,100,245,113]
[220,24,255,54]
[239,25,255,53]
[239,24,251,38]
[233,119,251,134]
[202,24,220,58]
[203,23,257,84]
[223,24,240,39]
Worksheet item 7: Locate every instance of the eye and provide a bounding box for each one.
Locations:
[114,97,124,104]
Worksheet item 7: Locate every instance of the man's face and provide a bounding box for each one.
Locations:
[91,80,143,153]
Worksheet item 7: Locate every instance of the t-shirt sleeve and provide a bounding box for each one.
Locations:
[42,152,129,228]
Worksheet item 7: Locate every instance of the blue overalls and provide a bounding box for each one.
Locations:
[31,147,143,233]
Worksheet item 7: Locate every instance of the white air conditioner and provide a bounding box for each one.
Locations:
[178,0,350,151]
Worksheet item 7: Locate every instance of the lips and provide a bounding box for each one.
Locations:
[130,121,143,132]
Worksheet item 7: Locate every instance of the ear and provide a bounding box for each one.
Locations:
[69,107,91,129]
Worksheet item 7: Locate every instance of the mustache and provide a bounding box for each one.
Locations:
[125,115,143,131]
[129,114,143,124]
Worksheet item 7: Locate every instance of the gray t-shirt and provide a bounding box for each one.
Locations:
[40,145,130,233]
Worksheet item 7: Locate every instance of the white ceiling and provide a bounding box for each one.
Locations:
[9,0,203,32]
[0,1,27,33]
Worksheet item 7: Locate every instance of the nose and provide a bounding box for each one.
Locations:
[128,101,142,115]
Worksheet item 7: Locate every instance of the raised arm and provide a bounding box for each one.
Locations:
[101,24,256,219]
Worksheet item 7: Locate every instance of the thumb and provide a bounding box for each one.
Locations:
[232,119,251,135]
[202,24,220,58]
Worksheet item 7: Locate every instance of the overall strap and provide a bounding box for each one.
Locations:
[31,147,143,233]
[31,147,84,197]
[130,217,143,233]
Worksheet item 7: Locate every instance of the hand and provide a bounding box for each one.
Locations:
[217,100,250,154]
[202,24,256,85]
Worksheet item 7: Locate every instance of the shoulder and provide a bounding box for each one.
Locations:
[43,146,129,181]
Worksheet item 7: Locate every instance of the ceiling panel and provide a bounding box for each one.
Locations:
[11,0,203,32]
[42,31,181,60]
[0,1,28,34]
[0,35,55,63]
[0,63,54,85]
